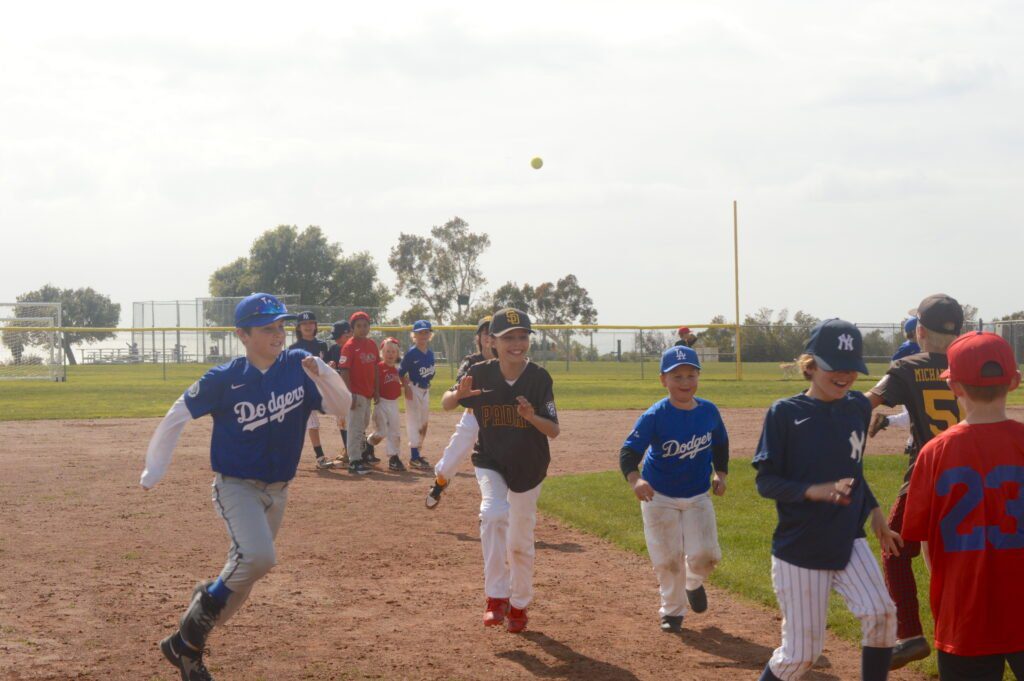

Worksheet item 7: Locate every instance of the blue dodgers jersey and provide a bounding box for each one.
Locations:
[399,347,435,388]
[752,392,877,570]
[623,397,728,499]
[183,349,323,483]
[891,340,921,361]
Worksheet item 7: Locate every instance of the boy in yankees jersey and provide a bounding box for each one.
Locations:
[445,308,559,633]
[399,319,436,470]
[754,319,900,681]
[865,294,963,670]
[903,332,1024,681]
[620,345,728,633]
[140,293,351,681]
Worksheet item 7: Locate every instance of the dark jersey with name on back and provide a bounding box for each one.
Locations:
[869,352,960,494]
[458,359,557,493]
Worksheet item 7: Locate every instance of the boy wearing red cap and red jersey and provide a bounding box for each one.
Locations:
[339,311,380,476]
[903,332,1024,680]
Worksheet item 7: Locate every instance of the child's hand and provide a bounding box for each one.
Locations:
[872,509,904,558]
[805,478,855,506]
[404,385,413,401]
[301,356,319,376]
[328,360,338,369]
[515,396,535,420]
[712,471,727,496]
[632,478,655,502]
[455,375,482,400]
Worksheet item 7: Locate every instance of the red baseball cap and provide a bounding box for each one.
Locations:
[349,310,371,324]
[678,326,691,336]
[941,331,1017,386]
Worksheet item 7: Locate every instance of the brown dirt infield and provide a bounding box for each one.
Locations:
[0,406,962,680]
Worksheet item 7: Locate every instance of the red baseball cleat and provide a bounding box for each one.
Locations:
[506,606,528,633]
[483,598,510,627]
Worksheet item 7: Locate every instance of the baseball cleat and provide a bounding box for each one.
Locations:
[409,456,432,471]
[348,460,371,476]
[388,455,406,472]
[315,456,333,470]
[506,606,528,634]
[659,615,683,633]
[160,633,215,681]
[483,597,510,627]
[890,636,930,670]
[686,585,708,613]
[425,476,449,509]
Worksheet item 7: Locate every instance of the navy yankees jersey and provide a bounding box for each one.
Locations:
[753,392,879,570]
[289,338,328,358]
[623,397,728,499]
[399,346,435,388]
[184,349,324,483]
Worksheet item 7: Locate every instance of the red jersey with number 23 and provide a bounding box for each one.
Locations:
[339,337,379,398]
[903,419,1024,656]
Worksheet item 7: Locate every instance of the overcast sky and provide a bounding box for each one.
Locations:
[2,1,1021,327]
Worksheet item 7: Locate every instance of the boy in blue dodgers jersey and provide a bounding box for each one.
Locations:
[400,319,436,470]
[139,293,352,681]
[289,311,337,470]
[754,319,901,681]
[619,344,728,633]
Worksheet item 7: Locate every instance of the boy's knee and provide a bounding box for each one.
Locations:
[244,548,277,580]
[479,499,510,524]
[688,551,719,574]
[861,601,898,647]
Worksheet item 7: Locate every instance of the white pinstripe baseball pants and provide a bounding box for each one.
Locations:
[768,538,896,680]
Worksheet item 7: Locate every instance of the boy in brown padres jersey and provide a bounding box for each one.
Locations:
[443,308,559,634]
[865,294,964,669]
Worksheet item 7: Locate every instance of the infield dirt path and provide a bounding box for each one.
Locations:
[0,406,980,680]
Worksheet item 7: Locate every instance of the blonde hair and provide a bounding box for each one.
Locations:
[919,327,957,353]
[798,353,817,380]
[380,338,401,363]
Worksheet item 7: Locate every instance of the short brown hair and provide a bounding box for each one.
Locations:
[961,383,1009,403]
[798,353,817,380]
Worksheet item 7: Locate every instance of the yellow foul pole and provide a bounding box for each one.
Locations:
[734,200,742,380]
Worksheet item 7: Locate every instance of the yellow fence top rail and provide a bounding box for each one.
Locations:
[6,324,741,334]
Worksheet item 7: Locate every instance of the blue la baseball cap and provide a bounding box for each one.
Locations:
[412,319,432,333]
[234,293,296,328]
[660,345,701,374]
[805,318,869,374]
[903,317,918,335]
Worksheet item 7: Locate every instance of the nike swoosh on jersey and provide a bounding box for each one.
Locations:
[794,417,811,425]
[231,383,246,390]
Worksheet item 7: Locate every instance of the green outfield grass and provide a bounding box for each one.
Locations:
[1,360,1021,421]
[539,456,941,677]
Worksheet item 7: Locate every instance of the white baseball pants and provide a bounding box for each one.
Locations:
[434,410,478,483]
[347,395,372,462]
[641,491,722,617]
[476,467,542,610]
[306,412,320,430]
[405,385,430,448]
[768,538,897,680]
[211,474,289,624]
[371,398,401,457]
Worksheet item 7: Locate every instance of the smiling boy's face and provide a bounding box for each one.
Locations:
[809,366,858,401]
[237,320,286,365]
[352,319,370,337]
[493,330,530,362]
[660,364,699,405]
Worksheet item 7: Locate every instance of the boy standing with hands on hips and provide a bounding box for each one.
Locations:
[400,319,435,470]
[140,293,351,680]
[443,309,559,633]
[619,344,729,633]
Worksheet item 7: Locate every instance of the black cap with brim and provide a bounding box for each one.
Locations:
[916,294,964,335]
[805,318,869,375]
[490,308,533,337]
[476,316,493,333]
[812,353,869,375]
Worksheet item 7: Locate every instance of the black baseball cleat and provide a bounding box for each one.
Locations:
[388,455,406,472]
[362,443,380,464]
[160,633,215,681]
[686,585,708,614]
[409,456,432,471]
[660,615,683,633]
[890,636,930,670]
[348,460,371,476]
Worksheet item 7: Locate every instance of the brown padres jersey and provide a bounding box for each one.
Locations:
[458,359,558,493]
[869,352,960,494]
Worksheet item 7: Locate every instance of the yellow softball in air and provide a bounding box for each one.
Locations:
[530,157,543,170]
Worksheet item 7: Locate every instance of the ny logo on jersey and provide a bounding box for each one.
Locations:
[837,333,854,352]
[849,430,866,462]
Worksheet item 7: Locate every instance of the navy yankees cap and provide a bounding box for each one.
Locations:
[805,318,869,374]
[234,293,296,328]
[661,345,701,373]
[330,321,352,339]
[412,319,432,333]
[297,311,317,323]
[490,308,533,337]
[915,294,963,335]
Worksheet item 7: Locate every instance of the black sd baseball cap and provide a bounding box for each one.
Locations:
[915,294,963,335]
[490,308,533,337]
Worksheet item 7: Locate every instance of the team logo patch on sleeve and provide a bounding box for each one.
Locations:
[187,381,200,398]
[546,401,557,418]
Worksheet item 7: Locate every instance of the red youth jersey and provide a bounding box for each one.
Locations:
[339,337,379,398]
[378,361,402,400]
[903,419,1024,656]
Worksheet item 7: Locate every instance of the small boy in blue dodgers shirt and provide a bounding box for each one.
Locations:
[754,319,901,681]
[139,293,352,681]
[399,319,436,470]
[620,345,729,633]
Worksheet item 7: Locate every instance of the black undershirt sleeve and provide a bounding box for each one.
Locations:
[712,441,729,474]
[619,446,643,479]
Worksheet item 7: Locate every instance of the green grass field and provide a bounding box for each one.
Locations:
[539,457,941,676]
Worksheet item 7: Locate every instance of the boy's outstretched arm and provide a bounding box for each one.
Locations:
[303,356,352,419]
[140,397,192,490]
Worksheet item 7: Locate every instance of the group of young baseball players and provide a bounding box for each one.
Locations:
[140,292,1024,681]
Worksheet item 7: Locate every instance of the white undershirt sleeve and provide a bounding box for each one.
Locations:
[140,396,192,489]
[305,356,352,419]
